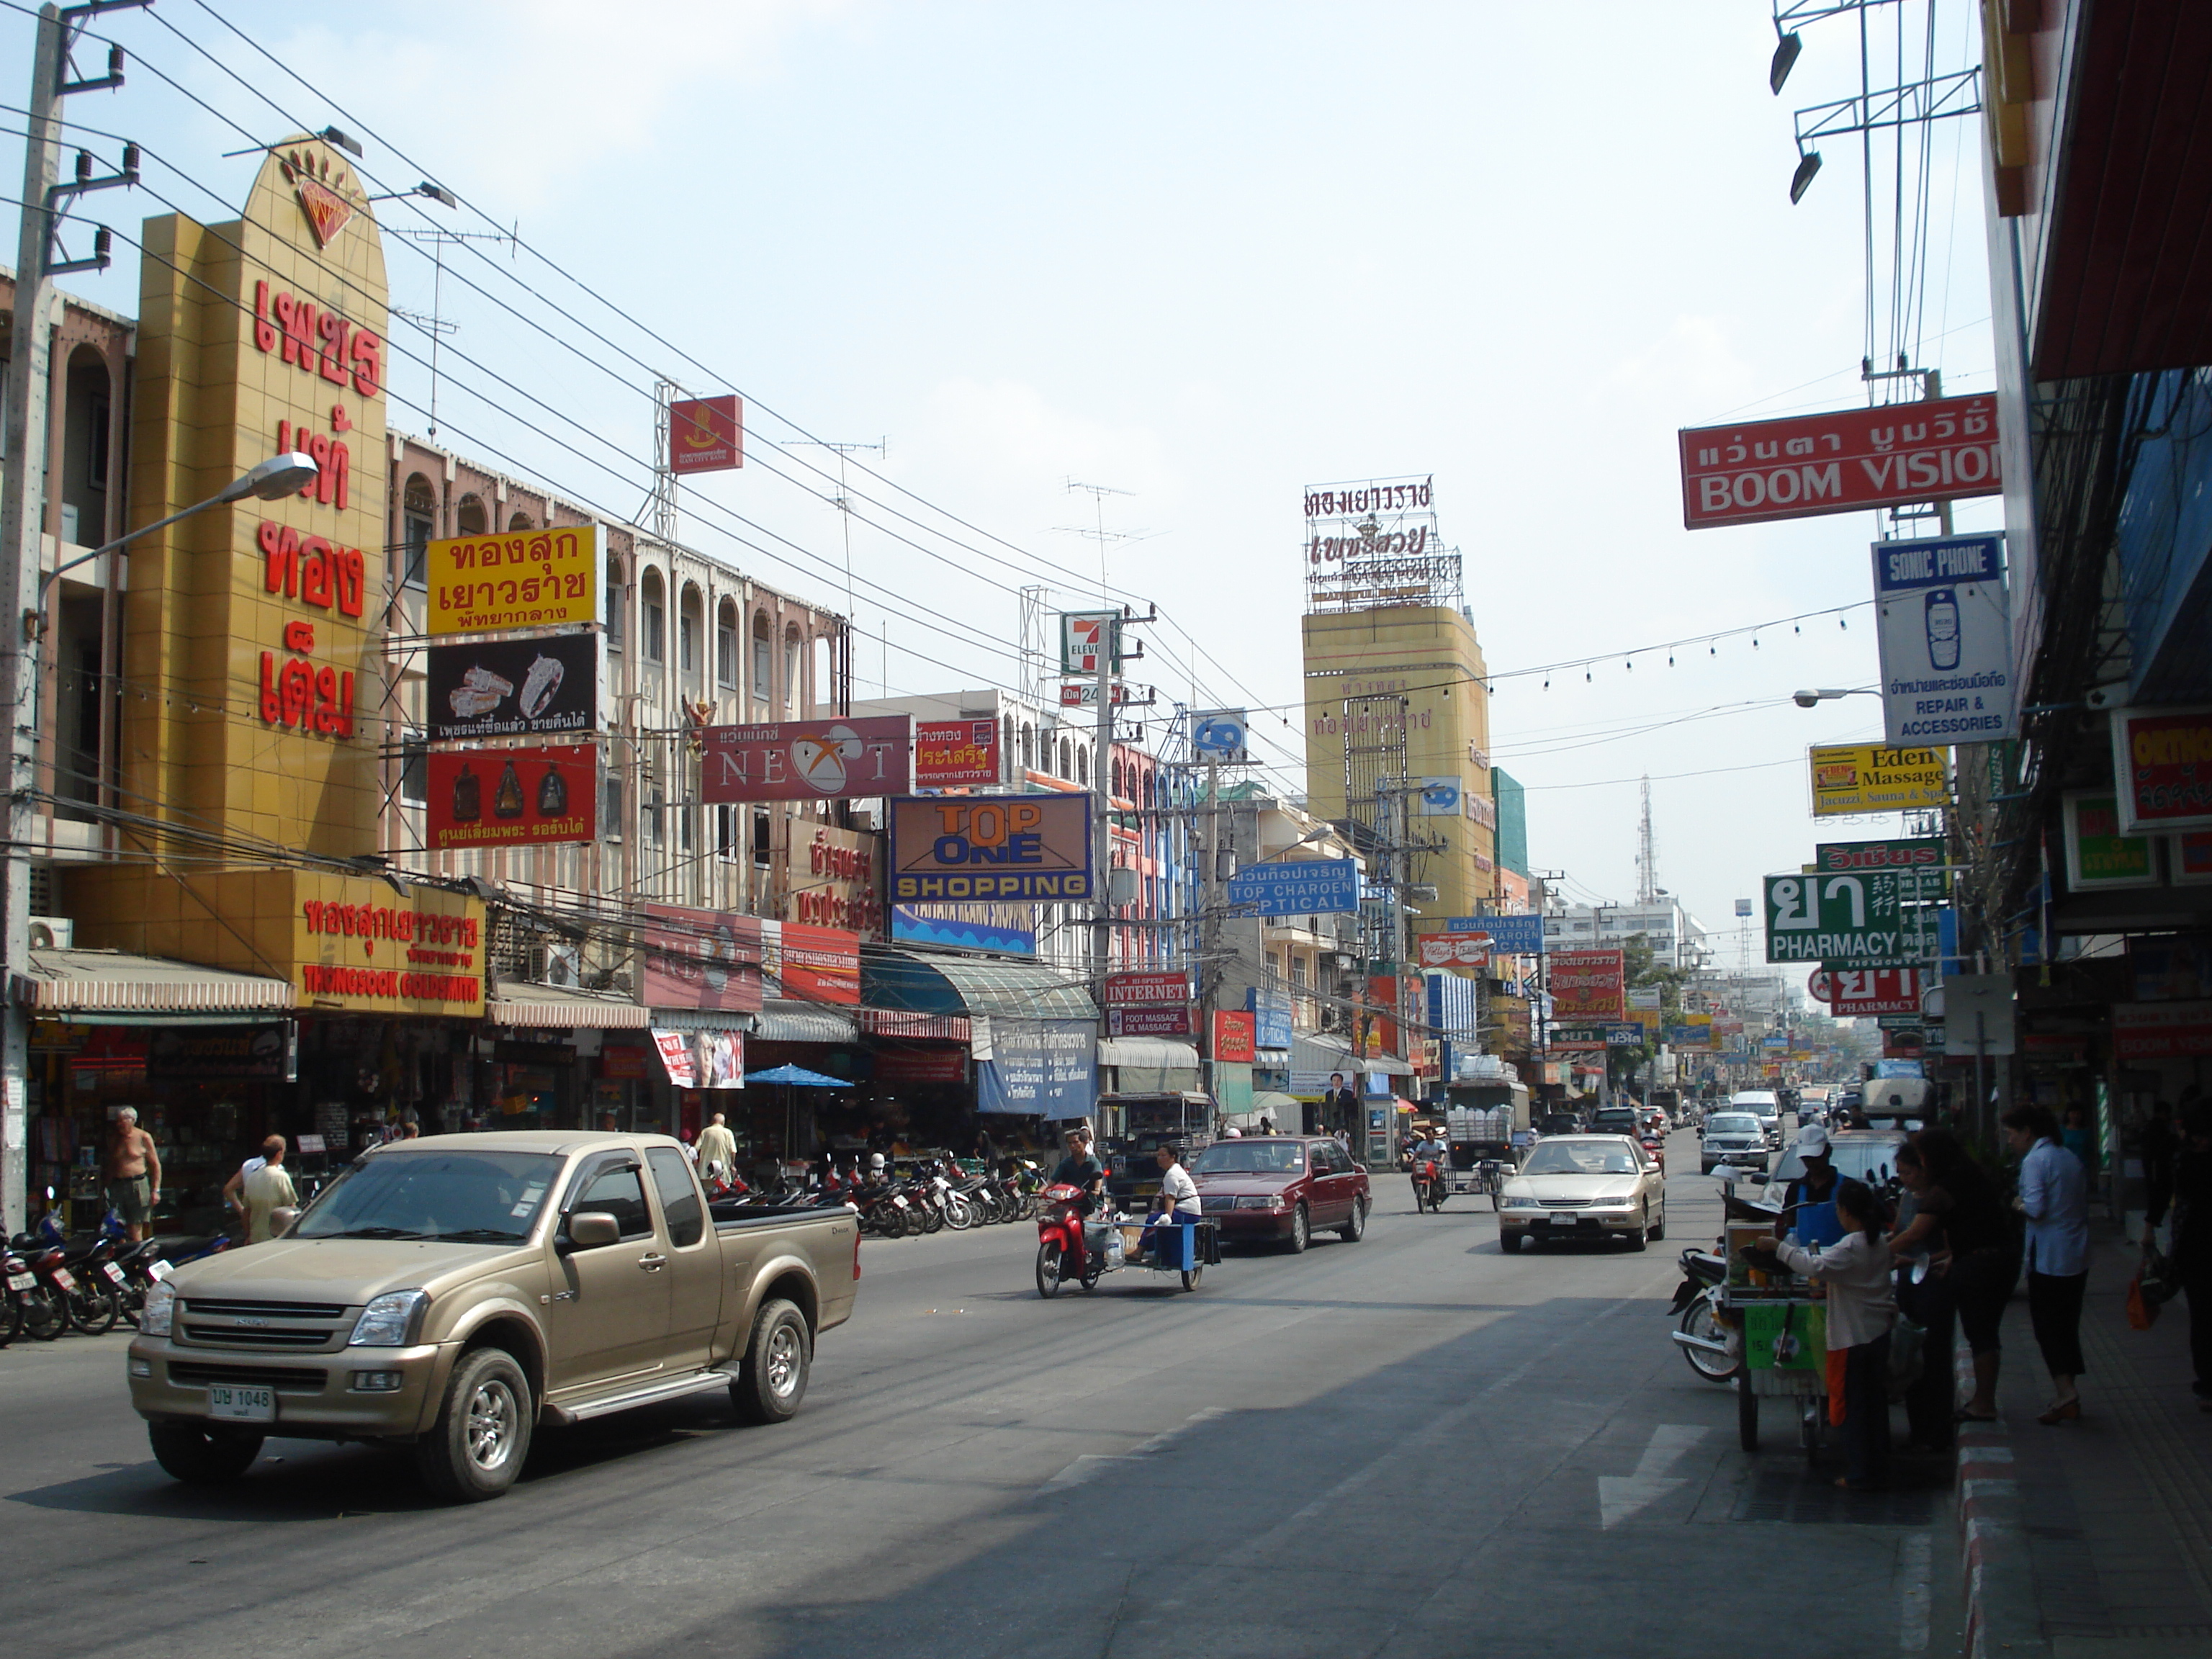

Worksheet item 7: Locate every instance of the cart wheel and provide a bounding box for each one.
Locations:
[1736,1375,1759,1452]
[1799,1399,1821,1462]
[1034,1241,1065,1299]
[1181,1262,1202,1292]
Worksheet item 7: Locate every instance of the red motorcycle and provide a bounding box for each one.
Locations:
[1033,1182,1104,1297]
[1411,1156,1447,1212]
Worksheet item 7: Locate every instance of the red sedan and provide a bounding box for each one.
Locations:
[1190,1136,1370,1253]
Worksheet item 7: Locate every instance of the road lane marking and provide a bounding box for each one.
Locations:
[1039,1406,1233,1493]
[1596,1422,1706,1528]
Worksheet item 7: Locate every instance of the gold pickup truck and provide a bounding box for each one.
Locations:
[126,1130,858,1501]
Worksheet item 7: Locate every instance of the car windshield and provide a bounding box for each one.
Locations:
[1191,1141,1306,1175]
[1707,1115,1761,1133]
[295,1151,564,1243]
[1773,1139,1905,1185]
[1521,1140,1640,1177]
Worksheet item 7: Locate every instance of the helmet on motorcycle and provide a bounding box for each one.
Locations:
[868,1151,885,1171]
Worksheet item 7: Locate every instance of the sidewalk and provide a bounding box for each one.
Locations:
[1955,1223,2212,1658]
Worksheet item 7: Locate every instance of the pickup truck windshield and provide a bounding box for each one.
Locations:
[296,1151,564,1243]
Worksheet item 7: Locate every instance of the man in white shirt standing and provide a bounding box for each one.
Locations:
[2005,1104,2090,1424]
[240,1137,298,1245]
[695,1112,739,1184]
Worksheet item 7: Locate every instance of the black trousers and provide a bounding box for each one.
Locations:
[2028,1269,2088,1378]
[2184,1269,2212,1396]
[1897,1269,1956,1449]
[1841,1334,1893,1486]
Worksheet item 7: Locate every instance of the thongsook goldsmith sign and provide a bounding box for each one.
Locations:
[1678,397,2000,529]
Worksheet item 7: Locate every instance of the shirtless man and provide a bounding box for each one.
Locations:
[106,1107,162,1242]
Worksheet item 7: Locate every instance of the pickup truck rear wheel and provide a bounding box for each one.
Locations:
[732,1298,811,1425]
[148,1421,262,1485]
[416,1347,532,1503]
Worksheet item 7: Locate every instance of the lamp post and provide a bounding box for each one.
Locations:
[1791,685,1878,707]
[1,452,317,1233]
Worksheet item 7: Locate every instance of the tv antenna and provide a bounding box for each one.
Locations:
[1056,480,1151,603]
[387,222,516,441]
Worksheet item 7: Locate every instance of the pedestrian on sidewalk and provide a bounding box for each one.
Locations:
[1752,1176,1896,1491]
[2167,1106,2212,1412]
[104,1107,162,1244]
[2005,1103,2090,1425]
[240,1137,297,1244]
[1887,1138,1956,1452]
[2141,1100,2180,1248]
[1915,1127,2013,1421]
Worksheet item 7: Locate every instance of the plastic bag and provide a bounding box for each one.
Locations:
[2127,1272,2159,1331]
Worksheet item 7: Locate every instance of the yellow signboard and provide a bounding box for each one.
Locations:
[426,524,603,637]
[1809,744,1949,817]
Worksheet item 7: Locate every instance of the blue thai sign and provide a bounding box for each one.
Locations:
[1246,986,1293,1051]
[977,1018,1097,1118]
[1441,913,1546,955]
[1225,858,1359,916]
[890,907,1036,956]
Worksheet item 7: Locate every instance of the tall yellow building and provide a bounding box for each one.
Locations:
[1298,478,1498,932]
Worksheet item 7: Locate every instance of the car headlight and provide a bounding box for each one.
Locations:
[1233,1195,1274,1210]
[349,1289,429,1347]
[139,1279,176,1338]
[1502,1197,1542,1210]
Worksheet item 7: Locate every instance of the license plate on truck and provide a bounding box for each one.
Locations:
[207,1385,275,1422]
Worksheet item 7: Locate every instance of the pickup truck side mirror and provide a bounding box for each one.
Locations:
[564,1211,621,1251]
[269,1205,300,1238]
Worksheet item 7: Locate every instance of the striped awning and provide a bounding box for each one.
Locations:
[487,979,649,1028]
[27,948,295,1013]
[856,1008,971,1042]
[750,1000,860,1044]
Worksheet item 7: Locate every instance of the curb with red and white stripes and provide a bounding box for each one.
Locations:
[1954,1340,2050,1659]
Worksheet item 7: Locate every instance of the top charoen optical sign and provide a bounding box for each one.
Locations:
[1678,397,2000,529]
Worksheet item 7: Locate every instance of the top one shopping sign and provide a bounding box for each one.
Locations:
[1678,397,2001,529]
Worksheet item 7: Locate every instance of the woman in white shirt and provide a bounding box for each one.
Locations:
[1753,1177,1896,1491]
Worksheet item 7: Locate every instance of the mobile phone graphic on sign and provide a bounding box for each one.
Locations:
[1923,588,1960,670]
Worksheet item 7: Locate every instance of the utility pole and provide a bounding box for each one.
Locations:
[1092,612,1113,984]
[1,1,142,1236]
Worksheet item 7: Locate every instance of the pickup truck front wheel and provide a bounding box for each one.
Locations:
[416,1347,533,1503]
[148,1421,262,1485]
[732,1298,811,1425]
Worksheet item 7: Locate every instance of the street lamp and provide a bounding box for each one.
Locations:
[4,451,318,1233]
[33,450,319,621]
[1791,685,1876,708]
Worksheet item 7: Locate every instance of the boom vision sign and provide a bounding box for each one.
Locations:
[888,794,1094,904]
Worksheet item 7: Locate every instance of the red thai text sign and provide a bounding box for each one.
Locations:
[424,746,598,851]
[1809,967,1923,1016]
[668,395,742,475]
[1678,396,2000,529]
[1550,950,1625,1020]
[914,719,999,785]
[1212,1010,1256,1064]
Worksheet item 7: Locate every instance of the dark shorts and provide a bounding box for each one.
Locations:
[1951,1248,2014,1354]
[107,1174,151,1223]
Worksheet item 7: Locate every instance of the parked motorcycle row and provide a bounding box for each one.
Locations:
[703,1157,1048,1240]
[2,1207,230,1347]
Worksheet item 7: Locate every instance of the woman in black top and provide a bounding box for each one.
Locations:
[1916,1127,2015,1421]
[2170,1108,2212,1411]
[1889,1139,1956,1451]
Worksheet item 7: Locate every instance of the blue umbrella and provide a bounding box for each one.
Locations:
[745,1063,845,1087]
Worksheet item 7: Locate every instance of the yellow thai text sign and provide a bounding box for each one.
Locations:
[427,524,602,637]
[1809,744,1949,817]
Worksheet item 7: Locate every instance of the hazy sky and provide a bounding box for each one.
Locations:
[14,0,1998,957]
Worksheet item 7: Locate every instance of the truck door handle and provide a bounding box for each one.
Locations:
[637,1253,667,1271]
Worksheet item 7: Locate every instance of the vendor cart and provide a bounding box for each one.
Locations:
[1033,1183,1221,1296]
[1730,1287,1830,1458]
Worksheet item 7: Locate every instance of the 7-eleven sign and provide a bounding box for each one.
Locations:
[1059,611,1121,675]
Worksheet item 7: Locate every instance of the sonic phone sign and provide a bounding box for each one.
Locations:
[701,716,912,803]
[1872,534,2014,745]
[667,395,742,475]
[1190,709,1250,764]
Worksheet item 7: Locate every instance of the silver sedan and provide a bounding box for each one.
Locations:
[1498,1135,1666,1254]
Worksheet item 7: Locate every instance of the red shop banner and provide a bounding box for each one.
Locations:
[1102,970,1190,1007]
[424,745,597,850]
[1809,967,1924,1017]
[700,716,913,804]
[667,395,742,475]
[1550,950,1626,1020]
[1678,395,2000,530]
[641,905,765,1013]
[1211,1010,1256,1064]
[875,1046,968,1084]
[771,920,861,1006]
[1108,1005,1193,1037]
[2110,705,2212,835]
[914,719,1000,786]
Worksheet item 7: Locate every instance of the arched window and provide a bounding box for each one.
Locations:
[507,511,533,531]
[1075,746,1088,787]
[402,474,436,587]
[1000,714,1015,781]
[1057,737,1072,779]
[1019,724,1034,770]
[604,554,626,652]
[678,582,705,692]
[455,494,488,536]
[751,611,772,701]
[783,624,802,716]
[1111,759,1125,799]
[716,598,739,689]
[640,568,666,664]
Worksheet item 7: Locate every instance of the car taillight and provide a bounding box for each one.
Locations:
[853,1223,862,1282]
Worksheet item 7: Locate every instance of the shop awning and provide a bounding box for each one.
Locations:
[1097,1037,1200,1070]
[750,1000,860,1044]
[26,948,295,1014]
[863,948,1097,1022]
[487,979,649,1028]
[857,1008,971,1042]
[1362,1056,1416,1077]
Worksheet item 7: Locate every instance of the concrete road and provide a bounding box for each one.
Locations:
[1,1130,1956,1658]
